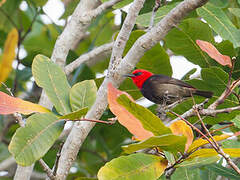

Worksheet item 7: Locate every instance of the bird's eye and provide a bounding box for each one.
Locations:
[134,72,142,76]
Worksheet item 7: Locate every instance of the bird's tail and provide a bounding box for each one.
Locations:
[194,90,213,98]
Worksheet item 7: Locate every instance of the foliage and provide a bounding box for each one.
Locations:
[0,0,239,179]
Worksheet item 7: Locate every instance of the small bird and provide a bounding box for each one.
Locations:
[124,69,213,105]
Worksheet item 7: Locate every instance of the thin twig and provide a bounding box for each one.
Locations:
[192,97,240,174]
[39,159,55,180]
[209,78,240,109]
[169,110,218,150]
[148,0,161,29]
[66,118,116,124]
[209,123,234,134]
[191,95,218,148]
[20,9,40,42]
[53,142,64,176]
[64,42,113,75]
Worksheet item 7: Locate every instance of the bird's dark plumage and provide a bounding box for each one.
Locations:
[124,69,213,105]
[140,74,213,105]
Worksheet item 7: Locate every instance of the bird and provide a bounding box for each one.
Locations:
[124,69,213,105]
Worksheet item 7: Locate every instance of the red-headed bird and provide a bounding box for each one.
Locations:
[125,69,213,105]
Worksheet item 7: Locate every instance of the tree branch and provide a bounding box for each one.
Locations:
[64,42,113,75]
[54,0,209,179]
[109,0,145,73]
[0,156,16,171]
[54,0,146,179]
[209,78,240,109]
[14,0,112,179]
[39,159,55,180]
[193,100,240,174]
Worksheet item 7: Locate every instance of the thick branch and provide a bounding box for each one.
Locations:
[15,0,110,179]
[0,157,16,171]
[109,0,145,72]
[51,0,101,67]
[54,0,209,179]
[64,42,113,75]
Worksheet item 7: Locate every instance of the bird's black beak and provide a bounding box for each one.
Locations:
[123,74,135,78]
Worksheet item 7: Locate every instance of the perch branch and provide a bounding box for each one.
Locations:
[54,0,209,179]
[64,42,113,75]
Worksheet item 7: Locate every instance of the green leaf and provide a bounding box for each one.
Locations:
[61,0,80,18]
[123,30,145,56]
[89,12,115,46]
[8,113,63,166]
[215,40,236,57]
[137,44,172,76]
[199,167,218,180]
[164,151,175,165]
[23,24,59,67]
[222,139,240,148]
[117,94,172,136]
[119,78,142,100]
[70,80,97,111]
[200,67,229,96]
[170,167,202,180]
[98,153,167,180]
[229,8,240,18]
[0,1,21,32]
[0,143,11,162]
[209,0,229,8]
[136,2,179,27]
[122,134,186,154]
[124,30,172,76]
[30,0,48,6]
[207,164,240,179]
[165,18,214,68]
[232,115,240,128]
[32,54,71,115]
[112,0,133,9]
[181,68,197,81]
[176,156,220,168]
[58,107,88,120]
[197,4,240,48]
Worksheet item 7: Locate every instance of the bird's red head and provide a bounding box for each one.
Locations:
[127,69,153,89]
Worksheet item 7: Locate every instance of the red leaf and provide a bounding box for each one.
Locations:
[107,83,153,140]
[0,91,50,115]
[196,40,232,68]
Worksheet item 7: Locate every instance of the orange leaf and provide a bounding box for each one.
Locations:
[108,83,153,140]
[196,40,232,68]
[0,91,50,115]
[170,120,193,152]
[0,28,19,84]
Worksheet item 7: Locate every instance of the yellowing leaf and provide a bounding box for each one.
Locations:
[98,153,167,180]
[188,148,240,159]
[107,83,153,140]
[0,0,6,6]
[196,40,232,68]
[0,28,18,84]
[170,120,193,151]
[0,91,50,115]
[188,134,230,153]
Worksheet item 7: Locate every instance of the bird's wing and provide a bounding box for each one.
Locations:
[150,75,195,89]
